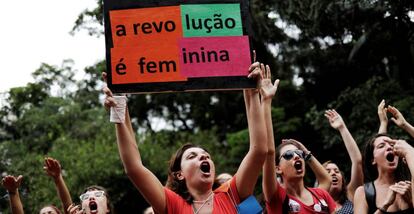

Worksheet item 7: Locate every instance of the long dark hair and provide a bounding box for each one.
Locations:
[363,134,411,182]
[82,185,114,214]
[322,161,348,205]
[165,143,209,204]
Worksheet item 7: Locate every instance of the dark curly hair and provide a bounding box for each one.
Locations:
[165,143,210,204]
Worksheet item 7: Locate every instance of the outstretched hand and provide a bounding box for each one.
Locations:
[388,105,407,128]
[44,157,62,179]
[2,175,23,192]
[259,63,280,101]
[102,72,116,111]
[324,109,345,130]
[68,203,83,214]
[378,100,388,124]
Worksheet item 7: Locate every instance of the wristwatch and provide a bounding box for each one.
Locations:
[304,152,313,161]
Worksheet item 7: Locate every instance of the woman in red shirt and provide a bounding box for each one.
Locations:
[260,65,336,214]
[103,61,267,214]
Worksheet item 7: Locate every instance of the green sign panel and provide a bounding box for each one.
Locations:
[181,4,243,37]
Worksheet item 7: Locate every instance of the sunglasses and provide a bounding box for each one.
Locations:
[79,190,105,201]
[279,150,305,161]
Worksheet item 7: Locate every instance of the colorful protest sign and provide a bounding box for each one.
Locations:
[104,0,254,93]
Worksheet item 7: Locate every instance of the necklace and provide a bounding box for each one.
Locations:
[192,192,214,214]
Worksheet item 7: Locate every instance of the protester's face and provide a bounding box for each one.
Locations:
[80,190,109,214]
[325,163,343,192]
[278,144,305,179]
[39,206,59,214]
[179,147,215,188]
[372,136,398,170]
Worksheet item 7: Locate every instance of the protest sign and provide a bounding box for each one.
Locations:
[104,0,254,93]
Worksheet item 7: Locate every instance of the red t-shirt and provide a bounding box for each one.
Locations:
[165,177,240,214]
[266,182,336,214]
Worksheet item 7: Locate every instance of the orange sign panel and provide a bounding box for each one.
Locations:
[111,40,187,84]
[109,6,182,47]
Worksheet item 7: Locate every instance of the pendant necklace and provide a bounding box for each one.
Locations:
[192,192,214,214]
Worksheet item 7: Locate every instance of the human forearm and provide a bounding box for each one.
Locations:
[338,126,361,162]
[115,113,167,212]
[337,126,363,194]
[9,191,24,214]
[378,122,387,134]
[116,122,143,175]
[401,122,414,138]
[262,99,277,200]
[236,90,267,199]
[308,155,331,191]
[54,175,72,214]
[246,90,267,155]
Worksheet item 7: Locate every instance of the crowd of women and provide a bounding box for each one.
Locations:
[3,54,414,214]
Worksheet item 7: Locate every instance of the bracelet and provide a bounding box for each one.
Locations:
[7,191,16,195]
[304,152,313,161]
[378,205,389,213]
[378,208,387,213]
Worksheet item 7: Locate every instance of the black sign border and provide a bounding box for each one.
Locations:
[103,0,255,93]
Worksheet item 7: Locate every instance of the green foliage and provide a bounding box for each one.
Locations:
[71,0,104,36]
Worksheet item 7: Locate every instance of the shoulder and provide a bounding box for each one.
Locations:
[354,185,366,200]
[353,185,368,208]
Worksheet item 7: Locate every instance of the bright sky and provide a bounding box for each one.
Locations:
[0,0,104,93]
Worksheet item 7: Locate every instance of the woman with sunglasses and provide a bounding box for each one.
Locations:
[103,60,267,214]
[68,185,113,214]
[261,66,336,214]
[323,109,364,214]
[353,133,413,214]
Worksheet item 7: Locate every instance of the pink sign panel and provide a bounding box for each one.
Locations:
[179,36,251,78]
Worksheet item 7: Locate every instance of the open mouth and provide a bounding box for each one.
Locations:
[294,161,303,171]
[386,153,395,162]
[332,176,338,184]
[200,161,211,174]
[89,201,98,213]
